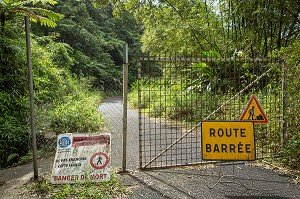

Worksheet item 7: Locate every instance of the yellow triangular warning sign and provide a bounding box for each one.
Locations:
[240,96,268,124]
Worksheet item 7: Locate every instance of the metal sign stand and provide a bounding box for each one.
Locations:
[205,161,257,191]
[206,162,235,189]
[202,121,257,190]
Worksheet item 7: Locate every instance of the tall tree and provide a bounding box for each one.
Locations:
[119,0,300,57]
[52,0,141,90]
[117,0,230,56]
[219,0,300,57]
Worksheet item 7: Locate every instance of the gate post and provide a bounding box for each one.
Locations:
[122,44,128,172]
[137,59,142,169]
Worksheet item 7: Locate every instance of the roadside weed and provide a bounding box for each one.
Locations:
[28,172,127,199]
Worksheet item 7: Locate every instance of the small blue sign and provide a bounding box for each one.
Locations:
[58,136,71,148]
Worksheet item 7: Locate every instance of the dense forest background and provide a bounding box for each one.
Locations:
[0,0,142,168]
[0,0,299,169]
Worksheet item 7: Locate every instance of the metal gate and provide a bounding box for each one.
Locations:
[138,55,284,169]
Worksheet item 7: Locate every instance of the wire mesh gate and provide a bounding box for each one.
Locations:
[138,55,284,169]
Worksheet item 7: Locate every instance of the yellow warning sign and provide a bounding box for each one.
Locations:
[240,96,268,124]
[201,121,255,161]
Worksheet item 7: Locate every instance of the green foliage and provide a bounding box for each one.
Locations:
[49,95,103,134]
[0,25,104,168]
[0,0,142,169]
[129,79,219,123]
[121,0,222,55]
[7,153,19,163]
[29,173,127,199]
[122,0,299,57]
[0,114,29,168]
[218,0,300,56]
[0,0,63,34]
[279,40,300,169]
[51,0,141,91]
[0,34,30,167]
[281,133,300,169]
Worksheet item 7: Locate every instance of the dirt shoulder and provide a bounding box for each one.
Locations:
[0,156,54,199]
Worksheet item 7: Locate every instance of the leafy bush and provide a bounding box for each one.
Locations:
[0,115,29,168]
[49,95,103,134]
[129,79,219,123]
[281,132,300,169]
[279,40,300,169]
[0,32,104,168]
[0,34,30,168]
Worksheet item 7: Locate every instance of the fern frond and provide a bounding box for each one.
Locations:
[9,6,63,27]
[9,7,39,18]
[28,7,63,22]
[12,0,58,7]
[32,0,58,5]
[34,15,57,28]
[0,0,7,8]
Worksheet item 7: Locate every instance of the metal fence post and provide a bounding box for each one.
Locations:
[25,16,38,180]
[137,59,142,169]
[282,61,288,147]
[122,44,128,172]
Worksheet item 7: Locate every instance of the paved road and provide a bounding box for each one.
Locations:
[99,96,300,199]
[98,96,139,170]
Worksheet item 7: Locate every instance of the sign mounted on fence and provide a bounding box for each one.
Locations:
[50,133,111,184]
[201,121,255,161]
[240,95,268,124]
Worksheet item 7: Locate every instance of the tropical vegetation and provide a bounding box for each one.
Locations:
[0,0,299,174]
[0,0,141,169]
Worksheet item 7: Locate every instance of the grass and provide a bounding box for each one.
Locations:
[28,172,128,199]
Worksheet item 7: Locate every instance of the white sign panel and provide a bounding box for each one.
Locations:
[50,133,111,184]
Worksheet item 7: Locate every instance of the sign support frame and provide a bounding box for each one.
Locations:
[201,121,257,190]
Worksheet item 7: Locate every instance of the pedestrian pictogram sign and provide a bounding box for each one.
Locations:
[240,96,268,124]
[201,121,255,161]
[90,152,109,170]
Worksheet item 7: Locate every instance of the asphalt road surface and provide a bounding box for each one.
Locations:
[98,96,300,199]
